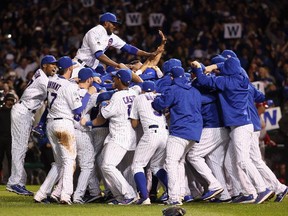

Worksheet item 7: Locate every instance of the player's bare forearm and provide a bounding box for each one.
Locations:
[132,72,143,83]
[92,114,107,126]
[80,114,107,127]
[98,54,128,69]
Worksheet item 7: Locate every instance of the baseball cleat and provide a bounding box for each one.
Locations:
[149,194,158,203]
[49,194,60,203]
[60,199,72,205]
[118,198,136,205]
[159,191,168,202]
[21,186,34,196]
[274,187,288,202]
[34,198,50,204]
[107,199,120,205]
[201,188,224,201]
[232,194,255,203]
[135,197,151,205]
[183,195,194,203]
[6,184,31,196]
[254,188,273,204]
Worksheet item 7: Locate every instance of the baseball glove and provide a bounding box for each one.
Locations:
[31,124,45,139]
[162,206,186,216]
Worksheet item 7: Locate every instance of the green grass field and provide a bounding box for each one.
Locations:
[1,185,288,216]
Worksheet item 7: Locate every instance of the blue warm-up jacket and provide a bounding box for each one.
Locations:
[194,57,251,127]
[152,77,203,142]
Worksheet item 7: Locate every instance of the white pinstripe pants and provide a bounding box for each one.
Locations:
[101,142,137,200]
[8,103,34,186]
[250,131,286,194]
[165,135,195,203]
[229,124,266,195]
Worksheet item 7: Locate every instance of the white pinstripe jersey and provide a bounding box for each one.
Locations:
[47,75,82,121]
[74,88,98,131]
[130,92,167,131]
[101,88,139,150]
[19,69,49,111]
[75,25,126,69]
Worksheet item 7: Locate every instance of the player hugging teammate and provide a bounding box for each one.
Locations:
[6,11,288,206]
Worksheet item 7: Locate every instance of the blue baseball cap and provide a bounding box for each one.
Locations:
[142,81,155,92]
[95,64,106,75]
[140,68,157,80]
[221,50,237,58]
[78,68,94,81]
[111,69,132,84]
[57,56,76,70]
[170,66,185,78]
[99,12,121,24]
[162,58,182,75]
[106,65,116,73]
[41,55,57,66]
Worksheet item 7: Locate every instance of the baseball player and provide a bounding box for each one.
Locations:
[187,70,230,201]
[72,68,101,204]
[34,56,96,204]
[6,55,57,196]
[191,58,273,204]
[89,91,115,202]
[130,81,169,205]
[81,69,140,205]
[248,85,288,202]
[152,66,203,205]
[72,12,159,78]
[155,58,182,93]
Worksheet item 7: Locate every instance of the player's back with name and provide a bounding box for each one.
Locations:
[131,92,167,131]
[101,88,138,150]
[47,75,81,121]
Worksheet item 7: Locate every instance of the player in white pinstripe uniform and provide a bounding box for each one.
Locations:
[89,91,115,202]
[248,87,288,202]
[72,12,158,79]
[6,55,57,196]
[71,68,101,204]
[81,69,140,205]
[130,81,169,205]
[34,56,96,204]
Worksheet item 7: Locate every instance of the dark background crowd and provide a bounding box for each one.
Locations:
[0,0,287,184]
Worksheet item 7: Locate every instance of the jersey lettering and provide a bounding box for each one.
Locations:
[145,94,154,101]
[122,95,136,104]
[48,81,62,91]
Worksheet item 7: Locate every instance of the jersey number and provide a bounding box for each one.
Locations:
[127,104,132,117]
[48,92,57,109]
